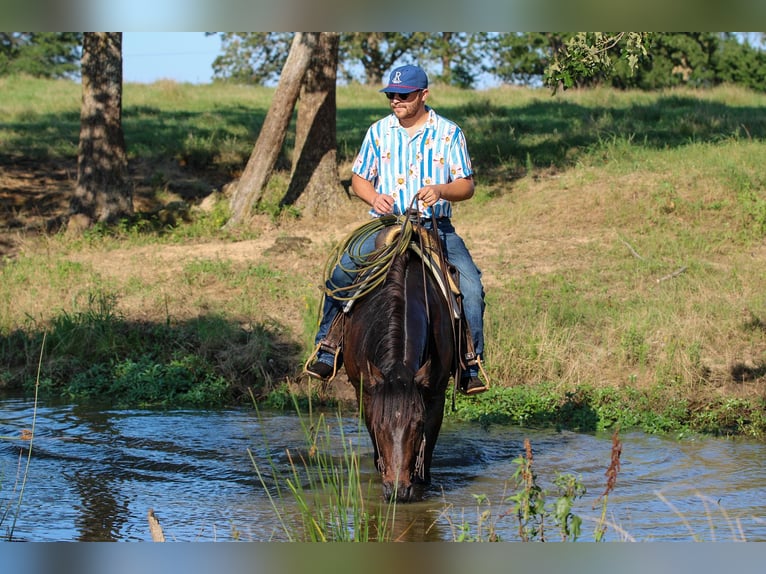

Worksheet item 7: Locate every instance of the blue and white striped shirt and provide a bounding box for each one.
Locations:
[352,107,474,219]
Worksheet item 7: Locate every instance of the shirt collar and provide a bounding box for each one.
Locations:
[386,106,436,132]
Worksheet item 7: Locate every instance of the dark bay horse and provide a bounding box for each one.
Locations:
[342,225,457,502]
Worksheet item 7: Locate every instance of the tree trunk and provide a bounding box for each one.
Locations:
[282,32,345,216]
[225,32,319,229]
[69,32,132,231]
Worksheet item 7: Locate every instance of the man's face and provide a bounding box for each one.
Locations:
[387,89,427,121]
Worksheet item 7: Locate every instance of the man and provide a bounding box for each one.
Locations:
[305,64,487,395]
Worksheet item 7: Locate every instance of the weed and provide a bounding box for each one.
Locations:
[248,394,396,542]
[442,433,621,542]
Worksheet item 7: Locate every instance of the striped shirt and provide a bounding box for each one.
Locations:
[352,107,474,219]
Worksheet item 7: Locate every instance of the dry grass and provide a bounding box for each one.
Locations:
[1,81,765,422]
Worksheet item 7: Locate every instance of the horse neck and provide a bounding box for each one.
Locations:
[373,250,430,375]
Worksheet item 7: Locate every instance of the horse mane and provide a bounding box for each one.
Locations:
[360,248,428,426]
[361,250,411,373]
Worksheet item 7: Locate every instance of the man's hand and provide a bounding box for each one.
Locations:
[371,193,394,215]
[417,185,442,207]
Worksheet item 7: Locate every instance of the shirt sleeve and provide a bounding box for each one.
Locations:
[447,127,473,181]
[352,126,379,183]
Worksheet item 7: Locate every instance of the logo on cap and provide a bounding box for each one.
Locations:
[392,71,402,84]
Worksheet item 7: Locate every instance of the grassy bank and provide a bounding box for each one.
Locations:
[0,77,765,438]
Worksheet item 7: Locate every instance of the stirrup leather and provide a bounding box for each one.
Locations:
[303,311,344,382]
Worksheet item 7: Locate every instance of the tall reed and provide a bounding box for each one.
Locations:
[247,392,397,542]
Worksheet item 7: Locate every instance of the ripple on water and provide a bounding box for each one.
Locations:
[2,399,765,541]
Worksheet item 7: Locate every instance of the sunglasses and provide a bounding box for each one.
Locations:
[385,90,422,101]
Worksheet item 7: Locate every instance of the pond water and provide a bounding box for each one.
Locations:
[1,396,764,542]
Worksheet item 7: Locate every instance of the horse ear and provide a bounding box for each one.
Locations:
[414,360,432,388]
[367,360,384,386]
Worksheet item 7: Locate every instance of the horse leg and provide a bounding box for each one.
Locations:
[419,393,447,484]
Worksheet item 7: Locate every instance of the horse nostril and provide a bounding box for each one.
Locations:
[382,481,414,502]
[401,485,413,502]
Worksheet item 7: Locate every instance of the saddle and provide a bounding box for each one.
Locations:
[374,223,461,318]
[314,218,479,384]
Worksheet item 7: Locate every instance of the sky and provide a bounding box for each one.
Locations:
[121,32,764,87]
[122,32,221,84]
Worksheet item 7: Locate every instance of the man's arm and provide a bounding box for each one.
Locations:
[351,173,394,215]
[418,176,475,208]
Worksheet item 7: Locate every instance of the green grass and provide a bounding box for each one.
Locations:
[1,77,765,438]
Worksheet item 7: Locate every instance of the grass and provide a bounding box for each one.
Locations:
[1,77,765,438]
[248,401,757,542]
[248,395,399,542]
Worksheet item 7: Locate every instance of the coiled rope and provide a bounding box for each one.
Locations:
[321,213,415,303]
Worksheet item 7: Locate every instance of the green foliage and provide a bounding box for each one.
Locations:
[623,33,718,90]
[0,33,81,79]
[0,286,294,407]
[728,166,766,238]
[493,33,766,93]
[249,399,395,541]
[64,355,229,407]
[544,33,650,92]
[620,325,650,366]
[210,32,294,85]
[451,384,766,439]
[450,438,591,542]
[489,32,566,84]
[714,34,766,91]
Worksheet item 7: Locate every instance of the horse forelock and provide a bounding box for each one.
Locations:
[369,362,425,431]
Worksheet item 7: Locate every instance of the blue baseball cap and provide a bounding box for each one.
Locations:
[380,65,428,94]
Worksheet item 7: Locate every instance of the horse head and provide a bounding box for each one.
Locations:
[342,225,455,503]
[366,360,432,502]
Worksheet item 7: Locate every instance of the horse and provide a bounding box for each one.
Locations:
[342,222,457,502]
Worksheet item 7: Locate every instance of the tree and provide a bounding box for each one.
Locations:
[68,32,132,232]
[340,33,426,85]
[0,32,81,78]
[617,33,717,90]
[490,33,574,86]
[424,32,486,88]
[283,32,344,215]
[225,33,319,228]
[225,32,344,227]
[209,32,293,85]
[209,33,487,88]
[543,33,650,92]
[714,33,766,91]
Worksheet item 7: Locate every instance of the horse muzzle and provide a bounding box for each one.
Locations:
[382,479,415,503]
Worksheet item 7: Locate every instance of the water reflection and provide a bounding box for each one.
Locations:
[1,396,764,542]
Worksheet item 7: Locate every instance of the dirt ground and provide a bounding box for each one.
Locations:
[0,159,382,401]
[3,157,764,406]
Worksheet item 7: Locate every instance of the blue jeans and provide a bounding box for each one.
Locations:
[313,218,485,379]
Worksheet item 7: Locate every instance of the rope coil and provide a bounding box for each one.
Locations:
[322,214,415,303]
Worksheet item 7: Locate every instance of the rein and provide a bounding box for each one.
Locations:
[317,204,466,398]
[322,213,414,303]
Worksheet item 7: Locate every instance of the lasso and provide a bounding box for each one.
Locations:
[321,213,416,303]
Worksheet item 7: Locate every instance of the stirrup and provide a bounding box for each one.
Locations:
[319,339,339,356]
[460,354,491,393]
[303,339,341,382]
[459,375,488,396]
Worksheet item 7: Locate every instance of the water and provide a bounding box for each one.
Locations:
[1,396,764,542]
